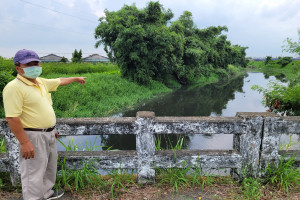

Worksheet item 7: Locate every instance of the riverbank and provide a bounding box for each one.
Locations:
[39,68,246,119]
[247,60,300,115]
[247,60,300,82]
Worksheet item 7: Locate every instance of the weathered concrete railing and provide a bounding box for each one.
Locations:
[0,112,299,186]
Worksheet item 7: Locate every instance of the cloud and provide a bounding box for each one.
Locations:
[0,0,299,58]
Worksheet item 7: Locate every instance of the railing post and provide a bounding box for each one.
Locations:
[2,122,21,186]
[233,113,265,178]
[135,111,155,183]
[259,115,281,175]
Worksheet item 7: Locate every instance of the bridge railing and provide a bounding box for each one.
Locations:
[0,111,299,186]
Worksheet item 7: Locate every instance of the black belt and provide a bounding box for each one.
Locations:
[24,126,55,132]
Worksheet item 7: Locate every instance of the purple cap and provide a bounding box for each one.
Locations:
[14,49,41,64]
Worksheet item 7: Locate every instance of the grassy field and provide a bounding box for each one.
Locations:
[0,61,172,118]
[247,60,300,82]
[46,72,171,118]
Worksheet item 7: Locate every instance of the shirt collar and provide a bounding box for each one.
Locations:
[17,74,42,86]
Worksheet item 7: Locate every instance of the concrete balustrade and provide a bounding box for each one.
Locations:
[0,112,299,186]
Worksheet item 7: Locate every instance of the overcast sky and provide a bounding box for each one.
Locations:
[0,0,299,59]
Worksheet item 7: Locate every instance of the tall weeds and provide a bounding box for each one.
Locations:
[107,168,136,199]
[0,137,6,153]
[155,136,213,194]
[264,155,299,194]
[55,158,104,192]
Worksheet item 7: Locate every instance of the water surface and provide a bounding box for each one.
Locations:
[58,73,299,151]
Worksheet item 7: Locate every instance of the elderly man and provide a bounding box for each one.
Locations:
[2,49,86,200]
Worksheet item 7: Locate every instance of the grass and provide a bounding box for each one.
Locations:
[155,136,191,194]
[263,137,300,194]
[264,155,300,194]
[0,137,6,153]
[156,161,191,194]
[107,169,136,199]
[55,157,105,192]
[41,62,119,75]
[0,59,172,118]
[247,60,300,82]
[42,73,171,118]
[239,177,263,200]
[55,139,135,199]
[155,136,214,194]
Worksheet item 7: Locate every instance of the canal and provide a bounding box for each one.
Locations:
[57,72,300,151]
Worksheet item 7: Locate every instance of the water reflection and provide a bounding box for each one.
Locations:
[123,74,245,117]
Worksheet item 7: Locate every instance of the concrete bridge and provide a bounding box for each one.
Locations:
[0,111,299,186]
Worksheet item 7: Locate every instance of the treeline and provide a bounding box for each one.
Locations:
[265,56,293,67]
[95,1,248,85]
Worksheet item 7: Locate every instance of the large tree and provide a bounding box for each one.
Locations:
[95,2,182,84]
[282,29,300,56]
[71,49,82,63]
[95,1,248,85]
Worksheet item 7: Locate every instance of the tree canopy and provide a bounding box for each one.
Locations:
[72,49,82,63]
[95,1,248,85]
[282,29,300,56]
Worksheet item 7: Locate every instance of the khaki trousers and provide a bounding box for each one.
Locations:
[20,129,58,200]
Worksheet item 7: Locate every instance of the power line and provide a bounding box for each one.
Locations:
[0,18,92,36]
[19,0,96,23]
[42,0,98,19]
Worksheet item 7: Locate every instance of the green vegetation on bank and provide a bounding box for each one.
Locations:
[248,60,300,115]
[0,56,244,118]
[0,57,172,118]
[47,73,171,118]
[247,59,300,82]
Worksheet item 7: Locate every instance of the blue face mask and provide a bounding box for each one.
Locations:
[22,66,42,79]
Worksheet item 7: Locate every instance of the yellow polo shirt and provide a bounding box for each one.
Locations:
[3,74,61,128]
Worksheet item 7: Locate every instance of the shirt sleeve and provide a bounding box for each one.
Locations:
[3,85,23,117]
[42,78,61,92]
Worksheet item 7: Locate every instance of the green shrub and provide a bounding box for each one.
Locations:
[252,81,300,116]
[0,57,15,105]
[215,68,230,81]
[265,56,272,65]
[277,57,293,67]
[264,155,300,194]
[241,177,263,200]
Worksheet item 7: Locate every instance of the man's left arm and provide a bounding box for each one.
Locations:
[59,77,86,86]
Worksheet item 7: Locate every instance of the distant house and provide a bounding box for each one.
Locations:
[40,54,68,62]
[82,54,110,63]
